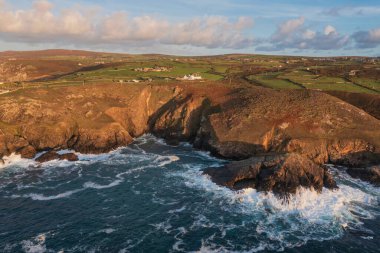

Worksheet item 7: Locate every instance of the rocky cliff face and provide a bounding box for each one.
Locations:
[203,153,338,195]
[193,88,380,166]
[0,82,379,190]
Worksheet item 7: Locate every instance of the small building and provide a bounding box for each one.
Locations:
[177,73,202,81]
[349,70,359,76]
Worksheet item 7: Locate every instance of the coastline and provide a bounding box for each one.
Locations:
[0,82,379,192]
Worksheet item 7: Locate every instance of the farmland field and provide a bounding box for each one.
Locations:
[0,50,379,95]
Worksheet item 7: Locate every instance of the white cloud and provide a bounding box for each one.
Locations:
[260,17,350,51]
[302,29,316,40]
[273,16,304,41]
[324,25,336,36]
[0,0,255,49]
[353,27,380,48]
[0,0,93,38]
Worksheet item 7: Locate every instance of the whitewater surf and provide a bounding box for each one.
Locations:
[0,135,379,252]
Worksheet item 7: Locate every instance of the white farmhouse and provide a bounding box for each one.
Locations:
[178,73,202,81]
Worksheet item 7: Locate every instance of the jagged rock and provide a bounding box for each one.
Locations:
[35,151,60,163]
[35,151,78,163]
[347,166,380,186]
[203,153,338,195]
[73,123,133,154]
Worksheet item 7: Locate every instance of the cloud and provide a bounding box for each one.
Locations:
[0,0,93,40]
[0,0,255,49]
[322,6,380,17]
[324,25,336,36]
[302,29,316,40]
[272,17,305,41]
[259,18,350,51]
[352,28,380,48]
[163,16,254,49]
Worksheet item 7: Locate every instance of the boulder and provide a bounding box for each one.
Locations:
[203,153,338,195]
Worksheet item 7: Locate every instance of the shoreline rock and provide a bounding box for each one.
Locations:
[347,166,380,186]
[35,151,78,163]
[203,153,338,195]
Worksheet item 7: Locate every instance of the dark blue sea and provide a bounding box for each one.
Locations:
[0,135,379,253]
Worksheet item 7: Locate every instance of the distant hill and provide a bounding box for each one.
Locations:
[0,49,128,59]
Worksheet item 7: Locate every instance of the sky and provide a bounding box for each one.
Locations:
[0,0,379,56]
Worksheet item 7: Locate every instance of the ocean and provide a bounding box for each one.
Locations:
[0,135,379,253]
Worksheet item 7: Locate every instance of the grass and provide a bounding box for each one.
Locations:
[350,78,380,92]
[2,52,379,95]
[278,71,377,94]
[246,70,379,94]
[55,60,225,82]
[248,73,302,89]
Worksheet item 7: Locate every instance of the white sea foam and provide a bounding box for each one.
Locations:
[155,155,180,167]
[238,185,376,222]
[0,153,36,169]
[12,189,84,201]
[173,164,380,252]
[21,233,47,253]
[83,180,123,189]
[98,228,116,234]
[168,205,187,214]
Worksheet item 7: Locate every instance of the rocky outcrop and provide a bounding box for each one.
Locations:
[286,138,379,167]
[72,123,133,154]
[35,151,78,163]
[149,94,210,144]
[346,166,380,186]
[203,153,338,195]
[193,88,380,168]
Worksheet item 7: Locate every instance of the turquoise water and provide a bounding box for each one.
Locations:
[0,135,379,253]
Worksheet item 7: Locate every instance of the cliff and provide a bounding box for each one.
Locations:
[1,82,379,190]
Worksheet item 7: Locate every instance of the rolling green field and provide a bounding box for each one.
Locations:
[247,69,378,94]
[350,77,380,92]
[1,51,379,95]
[56,60,224,82]
[247,73,302,90]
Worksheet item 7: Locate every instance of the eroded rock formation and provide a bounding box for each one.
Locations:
[203,153,338,195]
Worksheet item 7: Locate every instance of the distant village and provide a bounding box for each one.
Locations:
[133,66,172,72]
[115,73,203,84]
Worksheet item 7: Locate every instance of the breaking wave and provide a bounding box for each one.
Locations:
[0,135,379,252]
